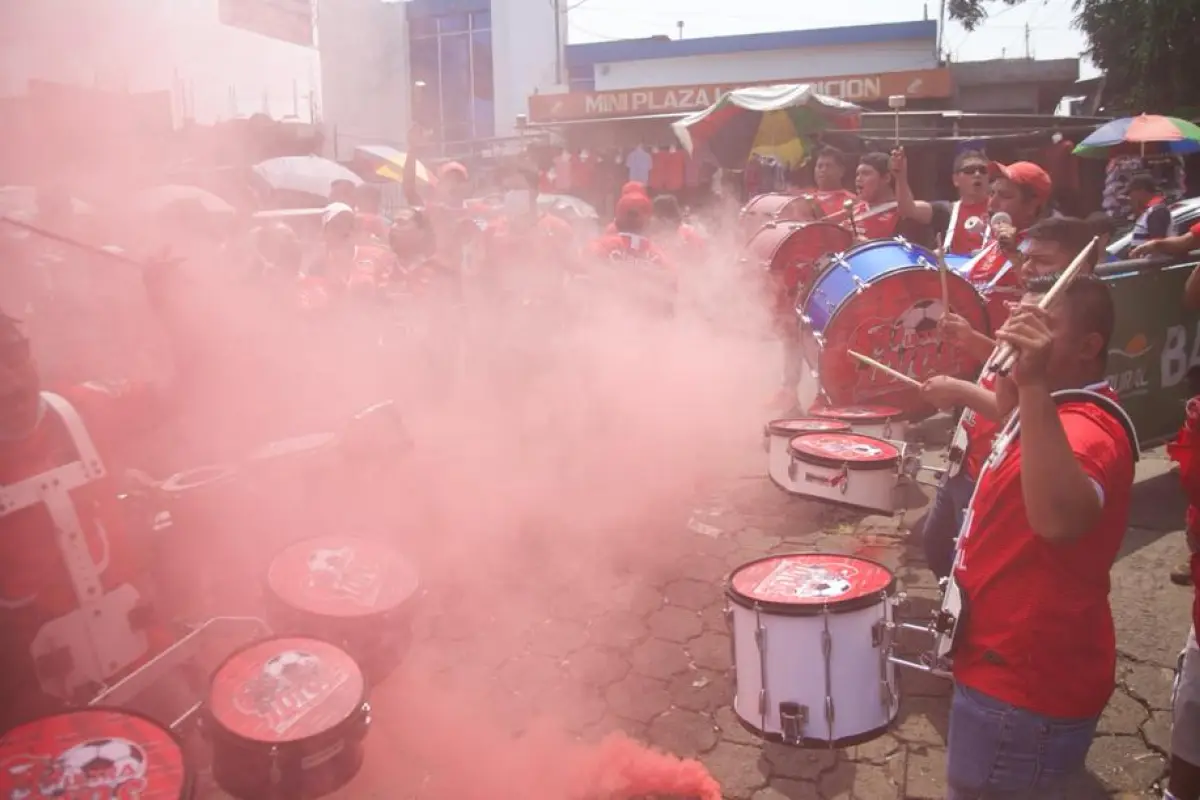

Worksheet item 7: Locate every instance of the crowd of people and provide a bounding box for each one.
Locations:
[4,125,1200,800]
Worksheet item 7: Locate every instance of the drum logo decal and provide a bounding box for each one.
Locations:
[755,561,855,600]
[806,435,883,459]
[849,297,970,393]
[234,650,350,737]
[306,546,384,608]
[3,739,149,798]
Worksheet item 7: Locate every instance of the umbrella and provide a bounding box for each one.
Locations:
[1073,114,1200,158]
[672,84,863,170]
[353,145,435,186]
[130,185,237,216]
[251,156,364,201]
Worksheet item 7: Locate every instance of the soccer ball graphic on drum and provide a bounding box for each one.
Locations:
[307,547,353,580]
[264,650,322,683]
[892,298,944,348]
[56,738,147,789]
[793,567,852,599]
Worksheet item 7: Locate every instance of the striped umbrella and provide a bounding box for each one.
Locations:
[1073,114,1200,158]
[673,84,863,169]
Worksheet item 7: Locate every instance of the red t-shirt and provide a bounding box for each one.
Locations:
[953,386,1134,718]
[963,238,1026,330]
[484,214,574,266]
[572,156,594,191]
[813,189,857,219]
[661,150,687,193]
[649,151,667,192]
[854,201,900,241]
[957,369,1001,480]
[1168,397,1200,632]
[945,200,990,255]
[0,383,161,704]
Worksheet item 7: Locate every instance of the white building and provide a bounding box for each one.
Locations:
[0,0,321,125]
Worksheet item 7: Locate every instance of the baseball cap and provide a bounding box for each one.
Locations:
[322,202,354,227]
[621,181,648,198]
[987,161,1052,204]
[616,192,652,220]
[439,161,468,181]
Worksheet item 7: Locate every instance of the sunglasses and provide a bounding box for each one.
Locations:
[958,165,988,177]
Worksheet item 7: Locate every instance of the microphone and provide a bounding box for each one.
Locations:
[990,211,1012,228]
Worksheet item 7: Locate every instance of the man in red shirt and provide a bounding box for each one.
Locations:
[846,152,900,241]
[893,147,990,255]
[809,146,856,217]
[0,259,185,729]
[586,193,675,316]
[944,275,1136,797]
[650,194,707,263]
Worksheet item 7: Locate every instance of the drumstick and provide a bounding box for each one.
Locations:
[848,349,922,388]
[842,198,859,240]
[935,238,950,312]
[990,236,1098,375]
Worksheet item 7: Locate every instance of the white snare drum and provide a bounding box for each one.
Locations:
[786,432,901,513]
[763,418,852,492]
[726,553,899,747]
[808,405,906,440]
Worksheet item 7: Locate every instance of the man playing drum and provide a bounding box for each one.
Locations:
[919,216,1108,581]
[944,275,1136,798]
[892,148,991,255]
[808,146,857,218]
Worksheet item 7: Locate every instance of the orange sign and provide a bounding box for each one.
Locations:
[528,68,953,123]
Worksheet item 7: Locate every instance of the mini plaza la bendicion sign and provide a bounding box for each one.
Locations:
[527,68,954,124]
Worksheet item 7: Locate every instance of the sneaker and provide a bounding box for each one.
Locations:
[1172,560,1194,587]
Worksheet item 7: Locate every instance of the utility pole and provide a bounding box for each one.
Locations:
[553,0,563,85]
[677,20,684,40]
[1023,23,1031,59]
[936,0,946,61]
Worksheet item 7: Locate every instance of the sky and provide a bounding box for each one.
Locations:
[567,0,1098,77]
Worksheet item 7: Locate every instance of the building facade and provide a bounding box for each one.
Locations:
[405,0,566,153]
[0,0,321,125]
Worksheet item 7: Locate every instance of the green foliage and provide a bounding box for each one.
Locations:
[947,0,1200,116]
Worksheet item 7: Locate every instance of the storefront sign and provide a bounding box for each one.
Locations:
[219,0,314,47]
[528,68,952,123]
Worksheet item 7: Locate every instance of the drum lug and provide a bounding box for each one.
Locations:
[787,459,798,482]
[838,465,849,495]
[871,619,886,648]
[762,432,770,454]
[778,702,808,745]
[723,605,737,674]
[269,746,282,786]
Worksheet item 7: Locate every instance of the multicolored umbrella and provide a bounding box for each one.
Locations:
[1073,114,1200,158]
[353,144,435,186]
[672,84,863,169]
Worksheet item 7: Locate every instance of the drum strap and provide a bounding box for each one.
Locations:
[944,201,962,250]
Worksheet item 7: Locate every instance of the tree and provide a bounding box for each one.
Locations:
[947,0,1200,116]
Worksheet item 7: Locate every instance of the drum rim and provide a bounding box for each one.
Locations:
[786,432,901,471]
[205,635,369,750]
[725,551,897,616]
[0,705,197,799]
[266,536,420,619]
[763,221,855,274]
[808,405,902,424]
[161,463,239,493]
[247,431,338,461]
[764,417,853,436]
[807,267,991,406]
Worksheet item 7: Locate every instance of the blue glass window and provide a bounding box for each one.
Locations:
[437,13,470,33]
[410,37,441,131]
[408,10,494,144]
[439,32,472,143]
[409,18,438,38]
[471,29,494,139]
[470,11,491,30]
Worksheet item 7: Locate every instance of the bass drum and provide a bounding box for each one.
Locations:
[741,221,854,327]
[795,238,990,413]
[739,193,819,242]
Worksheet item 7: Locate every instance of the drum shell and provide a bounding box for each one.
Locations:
[739,193,816,241]
[725,555,898,747]
[763,419,852,492]
[786,439,900,513]
[206,701,370,800]
[264,590,416,686]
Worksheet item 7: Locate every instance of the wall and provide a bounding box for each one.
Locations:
[489,0,566,137]
[591,39,935,91]
[317,0,410,158]
[0,0,321,125]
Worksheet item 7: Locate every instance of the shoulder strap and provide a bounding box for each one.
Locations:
[944,200,962,247]
[1050,388,1141,462]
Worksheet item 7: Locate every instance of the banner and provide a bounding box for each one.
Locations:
[1104,261,1200,446]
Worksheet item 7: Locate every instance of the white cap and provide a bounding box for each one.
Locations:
[322,202,354,227]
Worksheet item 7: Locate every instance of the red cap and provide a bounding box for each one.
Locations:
[987,161,1052,204]
[621,181,647,197]
[439,161,468,181]
[615,192,652,220]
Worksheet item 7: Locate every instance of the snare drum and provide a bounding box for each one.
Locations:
[726,553,899,747]
[0,707,195,798]
[795,238,990,413]
[205,637,370,799]
[763,418,851,492]
[786,432,901,513]
[808,405,907,440]
[739,193,818,241]
[266,535,420,683]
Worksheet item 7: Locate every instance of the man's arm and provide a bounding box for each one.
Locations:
[1147,205,1172,240]
[1017,387,1106,542]
[403,127,424,208]
[1132,230,1199,259]
[890,149,934,225]
[921,376,1001,420]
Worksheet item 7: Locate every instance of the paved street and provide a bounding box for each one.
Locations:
[194,420,1187,799]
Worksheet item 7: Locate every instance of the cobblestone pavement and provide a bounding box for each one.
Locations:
[194,425,1188,799]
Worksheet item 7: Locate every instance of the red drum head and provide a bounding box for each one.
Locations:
[809,405,902,424]
[739,193,817,241]
[209,638,365,745]
[788,432,900,469]
[765,417,852,436]
[742,222,854,320]
[728,553,895,613]
[268,536,419,620]
[0,708,192,799]
[813,267,990,411]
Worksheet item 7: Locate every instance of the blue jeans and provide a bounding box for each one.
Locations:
[947,684,1099,799]
[923,471,975,580]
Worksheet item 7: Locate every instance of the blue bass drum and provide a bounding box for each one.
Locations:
[794,238,991,413]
